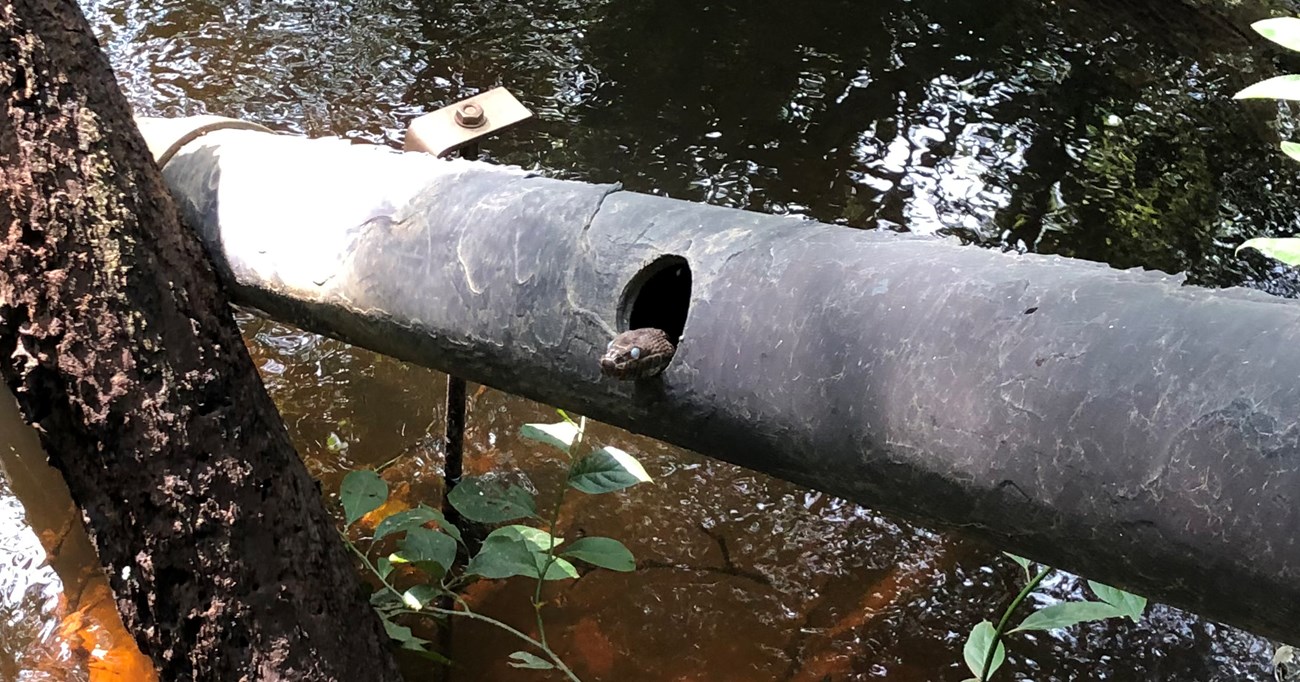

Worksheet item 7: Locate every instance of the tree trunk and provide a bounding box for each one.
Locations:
[0,1,402,679]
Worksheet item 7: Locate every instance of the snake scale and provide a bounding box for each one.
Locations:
[599,328,676,380]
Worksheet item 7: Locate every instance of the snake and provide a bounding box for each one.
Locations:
[599,328,676,380]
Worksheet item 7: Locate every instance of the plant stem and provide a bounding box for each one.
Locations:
[342,530,582,682]
[981,566,1051,680]
[394,605,581,682]
[534,416,586,646]
[341,528,379,568]
[374,449,409,474]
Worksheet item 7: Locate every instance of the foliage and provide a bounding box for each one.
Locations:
[1069,106,1218,272]
[341,470,386,526]
[1235,21,1300,673]
[1236,236,1300,266]
[961,554,1148,681]
[338,411,651,680]
[1236,18,1300,264]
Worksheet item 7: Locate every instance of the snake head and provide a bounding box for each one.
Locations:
[600,328,676,380]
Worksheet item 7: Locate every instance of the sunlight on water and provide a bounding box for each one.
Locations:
[0,475,75,681]
[2,0,1297,677]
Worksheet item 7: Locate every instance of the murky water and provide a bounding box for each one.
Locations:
[3,0,1299,678]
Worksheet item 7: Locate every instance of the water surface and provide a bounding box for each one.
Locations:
[3,0,1298,678]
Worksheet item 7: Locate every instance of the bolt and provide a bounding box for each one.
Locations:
[455,103,486,128]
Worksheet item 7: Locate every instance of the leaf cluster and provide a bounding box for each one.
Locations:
[337,412,652,678]
[1236,18,1300,265]
[961,555,1147,681]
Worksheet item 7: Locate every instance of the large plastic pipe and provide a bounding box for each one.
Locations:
[143,118,1300,642]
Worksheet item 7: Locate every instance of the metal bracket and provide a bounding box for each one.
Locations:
[404,87,533,158]
[136,115,274,169]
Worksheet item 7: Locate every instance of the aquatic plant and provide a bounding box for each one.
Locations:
[961,554,1147,681]
[338,410,650,680]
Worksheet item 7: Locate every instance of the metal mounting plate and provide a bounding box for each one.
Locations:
[404,87,533,157]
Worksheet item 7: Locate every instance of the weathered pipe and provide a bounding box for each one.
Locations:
[141,118,1300,642]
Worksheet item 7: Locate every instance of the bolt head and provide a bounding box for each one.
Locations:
[455,103,486,128]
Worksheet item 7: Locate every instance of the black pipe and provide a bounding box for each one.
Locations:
[146,120,1300,643]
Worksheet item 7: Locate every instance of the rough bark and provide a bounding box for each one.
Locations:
[0,1,402,679]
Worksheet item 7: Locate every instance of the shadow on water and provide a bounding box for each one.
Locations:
[5,0,1300,677]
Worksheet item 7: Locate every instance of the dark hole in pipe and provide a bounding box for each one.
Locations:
[619,255,691,344]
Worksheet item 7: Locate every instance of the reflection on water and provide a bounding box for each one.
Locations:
[4,0,1299,677]
[0,474,71,681]
[79,0,1300,289]
[266,324,1280,682]
[1,392,156,682]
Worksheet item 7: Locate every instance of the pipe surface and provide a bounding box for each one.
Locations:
[144,119,1300,642]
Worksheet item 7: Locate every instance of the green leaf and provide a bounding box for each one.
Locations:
[1234,74,1300,100]
[375,506,440,540]
[448,477,538,523]
[1253,17,1300,52]
[508,651,555,670]
[383,617,431,650]
[376,557,394,581]
[1003,553,1032,580]
[418,561,447,582]
[1236,237,1300,266]
[963,621,1005,680]
[520,421,580,451]
[465,533,535,580]
[509,525,564,552]
[561,537,636,572]
[381,617,451,663]
[370,588,402,609]
[397,527,457,573]
[375,506,462,544]
[401,584,442,610]
[340,470,387,526]
[326,431,348,453]
[1011,601,1124,633]
[1282,141,1300,164]
[466,526,578,581]
[1088,581,1147,623]
[568,446,653,494]
[382,617,415,643]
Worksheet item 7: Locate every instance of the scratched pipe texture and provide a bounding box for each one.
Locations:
[150,120,1300,643]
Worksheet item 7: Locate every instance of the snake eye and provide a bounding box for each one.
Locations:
[630,347,642,360]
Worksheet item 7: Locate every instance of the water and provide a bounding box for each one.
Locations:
[3,0,1298,678]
